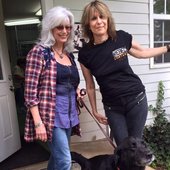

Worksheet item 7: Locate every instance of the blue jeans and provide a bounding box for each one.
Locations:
[47,127,72,170]
[104,92,148,145]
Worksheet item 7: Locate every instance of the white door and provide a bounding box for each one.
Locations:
[0,0,21,162]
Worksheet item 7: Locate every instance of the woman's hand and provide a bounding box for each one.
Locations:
[35,123,47,142]
[30,106,48,142]
[77,88,86,99]
[93,112,108,125]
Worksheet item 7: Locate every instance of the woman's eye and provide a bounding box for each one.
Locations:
[100,15,106,19]
[91,16,97,20]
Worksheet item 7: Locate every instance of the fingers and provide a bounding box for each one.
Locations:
[95,114,108,125]
[98,118,108,125]
[36,133,47,142]
[35,125,48,142]
[100,119,108,125]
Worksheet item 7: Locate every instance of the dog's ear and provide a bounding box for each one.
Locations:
[113,137,137,164]
[121,136,138,149]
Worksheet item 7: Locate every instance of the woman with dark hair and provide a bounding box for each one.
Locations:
[24,6,81,170]
[78,0,170,145]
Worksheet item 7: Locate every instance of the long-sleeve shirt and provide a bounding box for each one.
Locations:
[24,45,81,142]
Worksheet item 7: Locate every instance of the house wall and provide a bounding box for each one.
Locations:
[51,0,170,142]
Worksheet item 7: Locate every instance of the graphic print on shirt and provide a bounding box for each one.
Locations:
[112,47,127,60]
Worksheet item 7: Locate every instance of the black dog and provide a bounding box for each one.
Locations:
[71,136,153,170]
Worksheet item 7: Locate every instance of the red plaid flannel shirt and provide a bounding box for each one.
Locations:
[24,45,81,142]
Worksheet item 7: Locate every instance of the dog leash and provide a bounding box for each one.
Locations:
[78,89,116,149]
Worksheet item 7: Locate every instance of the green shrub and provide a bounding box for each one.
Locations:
[143,81,170,170]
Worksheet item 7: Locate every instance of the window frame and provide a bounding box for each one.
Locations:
[150,0,170,68]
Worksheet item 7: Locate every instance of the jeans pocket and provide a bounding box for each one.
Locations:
[135,92,146,104]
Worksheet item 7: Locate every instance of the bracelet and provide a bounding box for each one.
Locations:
[34,121,43,129]
[166,44,170,52]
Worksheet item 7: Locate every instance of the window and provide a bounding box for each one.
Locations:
[151,0,170,68]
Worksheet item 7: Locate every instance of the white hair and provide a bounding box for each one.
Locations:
[38,6,75,52]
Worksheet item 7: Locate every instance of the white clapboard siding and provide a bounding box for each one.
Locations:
[116,24,149,35]
[103,1,148,13]
[129,56,149,65]
[145,81,170,93]
[139,72,170,83]
[131,65,170,75]
[54,0,170,142]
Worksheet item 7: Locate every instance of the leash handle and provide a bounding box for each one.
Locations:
[80,88,86,96]
[78,97,116,149]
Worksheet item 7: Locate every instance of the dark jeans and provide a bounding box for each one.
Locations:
[104,91,148,145]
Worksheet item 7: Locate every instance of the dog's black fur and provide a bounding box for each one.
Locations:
[71,136,153,170]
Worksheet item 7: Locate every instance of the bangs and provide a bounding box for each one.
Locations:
[89,3,108,18]
[52,15,70,28]
[59,16,70,25]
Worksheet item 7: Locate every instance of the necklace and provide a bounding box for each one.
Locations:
[53,47,64,59]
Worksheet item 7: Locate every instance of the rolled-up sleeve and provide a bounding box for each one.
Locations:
[24,45,44,108]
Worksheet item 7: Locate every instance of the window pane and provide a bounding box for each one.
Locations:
[154,55,163,64]
[164,20,170,41]
[164,53,170,62]
[154,52,170,64]
[154,54,170,64]
[154,20,163,41]
[154,43,163,64]
[154,0,165,14]
[154,20,170,42]
[154,43,170,64]
[167,0,170,14]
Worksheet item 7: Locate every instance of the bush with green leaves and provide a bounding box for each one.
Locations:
[143,81,170,170]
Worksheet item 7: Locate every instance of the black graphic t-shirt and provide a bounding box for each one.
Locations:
[78,30,145,105]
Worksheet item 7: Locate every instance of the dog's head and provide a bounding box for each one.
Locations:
[114,136,154,170]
